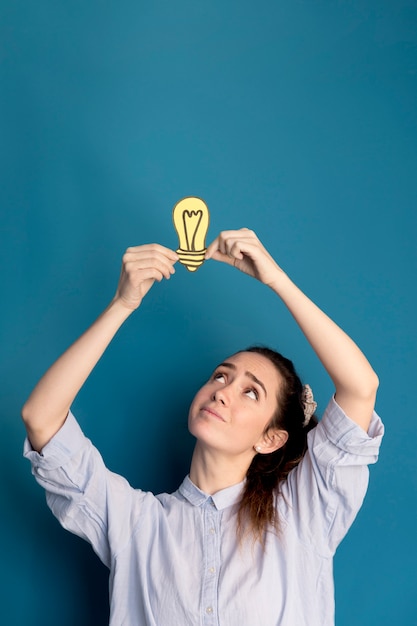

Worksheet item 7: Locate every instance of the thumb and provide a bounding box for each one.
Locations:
[206,249,237,267]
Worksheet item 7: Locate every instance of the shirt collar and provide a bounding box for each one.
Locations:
[178,475,244,511]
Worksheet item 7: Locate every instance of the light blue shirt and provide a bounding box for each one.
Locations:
[24,397,383,626]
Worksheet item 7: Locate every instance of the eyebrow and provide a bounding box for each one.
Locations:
[217,362,268,398]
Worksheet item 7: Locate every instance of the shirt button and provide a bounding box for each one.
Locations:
[209,528,215,534]
[208,567,215,574]
[206,607,213,614]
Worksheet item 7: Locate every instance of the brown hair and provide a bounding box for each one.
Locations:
[236,346,318,546]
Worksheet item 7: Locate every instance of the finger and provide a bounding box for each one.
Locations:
[219,234,256,260]
[209,238,266,273]
[205,229,254,260]
[205,236,220,260]
[134,267,165,284]
[123,249,178,278]
[209,249,236,266]
[125,244,179,263]
[124,257,176,281]
[210,241,254,266]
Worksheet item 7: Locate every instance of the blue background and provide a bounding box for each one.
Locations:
[1,1,416,624]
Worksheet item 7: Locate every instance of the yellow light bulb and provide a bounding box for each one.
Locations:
[172,197,210,272]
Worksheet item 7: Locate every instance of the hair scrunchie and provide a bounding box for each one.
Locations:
[302,384,317,426]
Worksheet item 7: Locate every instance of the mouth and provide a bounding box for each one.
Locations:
[202,406,226,422]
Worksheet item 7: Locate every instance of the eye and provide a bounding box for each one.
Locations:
[245,388,259,400]
[213,372,226,383]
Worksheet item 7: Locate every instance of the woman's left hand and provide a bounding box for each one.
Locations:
[205,228,285,286]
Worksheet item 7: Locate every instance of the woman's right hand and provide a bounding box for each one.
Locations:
[114,244,179,310]
[21,243,178,452]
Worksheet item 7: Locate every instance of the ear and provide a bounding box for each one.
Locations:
[255,428,288,454]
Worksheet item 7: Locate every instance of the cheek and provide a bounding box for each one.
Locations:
[188,385,208,417]
[187,391,209,438]
[188,396,198,423]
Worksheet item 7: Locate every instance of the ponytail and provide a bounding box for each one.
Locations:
[235,347,318,546]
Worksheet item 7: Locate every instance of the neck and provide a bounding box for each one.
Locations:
[189,442,253,495]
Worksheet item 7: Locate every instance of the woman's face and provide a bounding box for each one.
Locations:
[188,351,283,458]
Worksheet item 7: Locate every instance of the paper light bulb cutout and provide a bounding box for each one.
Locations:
[172,197,210,272]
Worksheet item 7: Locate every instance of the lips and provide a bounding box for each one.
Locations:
[201,406,226,422]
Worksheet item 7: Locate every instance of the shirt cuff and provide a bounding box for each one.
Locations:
[23,411,88,470]
[319,396,384,462]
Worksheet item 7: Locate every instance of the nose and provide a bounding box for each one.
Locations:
[212,385,230,405]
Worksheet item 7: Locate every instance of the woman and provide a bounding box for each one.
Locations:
[22,229,383,626]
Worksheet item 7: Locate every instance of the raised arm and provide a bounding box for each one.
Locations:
[205,229,379,431]
[22,244,178,452]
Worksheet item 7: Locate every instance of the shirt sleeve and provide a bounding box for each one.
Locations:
[23,411,147,568]
[281,396,384,557]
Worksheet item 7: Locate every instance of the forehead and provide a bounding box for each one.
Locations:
[222,351,282,396]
